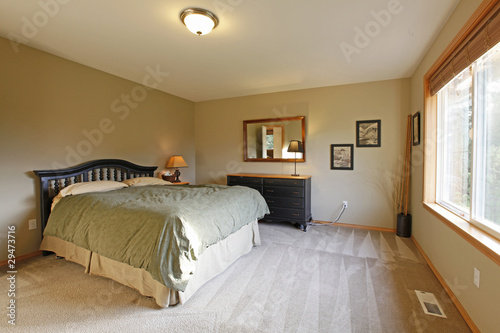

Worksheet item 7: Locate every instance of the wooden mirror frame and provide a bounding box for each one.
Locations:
[243,116,306,162]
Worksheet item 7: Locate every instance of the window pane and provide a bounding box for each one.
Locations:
[266,134,273,149]
[474,44,500,232]
[437,68,472,214]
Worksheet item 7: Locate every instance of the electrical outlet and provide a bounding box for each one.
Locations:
[29,219,37,230]
[474,267,480,288]
[343,201,348,208]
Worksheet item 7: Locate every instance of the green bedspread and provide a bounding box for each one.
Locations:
[44,184,269,291]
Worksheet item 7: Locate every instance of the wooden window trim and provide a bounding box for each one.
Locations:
[428,0,500,94]
[423,203,500,266]
[423,0,500,267]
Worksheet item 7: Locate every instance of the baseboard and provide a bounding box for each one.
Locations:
[312,220,396,233]
[411,236,480,333]
[0,250,42,267]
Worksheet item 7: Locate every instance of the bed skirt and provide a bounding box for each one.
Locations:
[40,219,261,307]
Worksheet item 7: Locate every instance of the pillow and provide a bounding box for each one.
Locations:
[51,181,128,210]
[122,177,172,186]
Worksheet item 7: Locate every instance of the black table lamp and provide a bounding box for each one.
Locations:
[287,140,303,176]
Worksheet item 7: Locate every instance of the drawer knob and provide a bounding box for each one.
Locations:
[267,189,274,193]
[292,213,300,216]
[292,202,299,206]
[268,200,274,203]
[292,191,299,194]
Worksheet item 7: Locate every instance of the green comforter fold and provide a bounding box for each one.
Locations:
[43,184,269,291]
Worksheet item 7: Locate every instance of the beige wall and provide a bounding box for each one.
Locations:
[195,79,410,228]
[409,0,500,332]
[0,36,195,260]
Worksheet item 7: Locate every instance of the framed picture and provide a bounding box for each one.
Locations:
[356,120,381,147]
[331,144,354,170]
[413,112,421,146]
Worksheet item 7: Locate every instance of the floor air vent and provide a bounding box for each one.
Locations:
[415,290,447,318]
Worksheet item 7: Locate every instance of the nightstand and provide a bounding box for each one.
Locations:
[171,182,190,185]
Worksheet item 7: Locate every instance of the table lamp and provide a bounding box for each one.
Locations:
[166,155,188,182]
[287,140,303,176]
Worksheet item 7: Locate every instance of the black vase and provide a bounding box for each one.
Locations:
[397,213,412,237]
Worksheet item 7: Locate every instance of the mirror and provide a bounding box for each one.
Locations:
[243,116,305,162]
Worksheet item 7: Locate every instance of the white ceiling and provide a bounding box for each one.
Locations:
[0,0,459,102]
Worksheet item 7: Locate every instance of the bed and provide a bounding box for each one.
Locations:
[33,159,268,307]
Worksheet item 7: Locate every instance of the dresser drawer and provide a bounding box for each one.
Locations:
[268,207,305,220]
[263,186,304,198]
[227,176,263,186]
[265,197,304,209]
[240,184,263,192]
[264,178,304,187]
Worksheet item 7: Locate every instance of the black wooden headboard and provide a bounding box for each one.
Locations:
[33,159,157,235]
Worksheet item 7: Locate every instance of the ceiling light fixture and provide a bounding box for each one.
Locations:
[180,8,219,36]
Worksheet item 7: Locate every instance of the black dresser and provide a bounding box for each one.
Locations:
[227,173,312,231]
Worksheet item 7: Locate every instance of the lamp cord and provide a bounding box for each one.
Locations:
[309,203,347,226]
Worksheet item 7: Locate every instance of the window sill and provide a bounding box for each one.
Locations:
[423,202,500,266]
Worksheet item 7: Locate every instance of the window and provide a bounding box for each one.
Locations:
[437,67,472,218]
[424,1,500,257]
[473,45,500,237]
[436,44,500,238]
[437,44,500,239]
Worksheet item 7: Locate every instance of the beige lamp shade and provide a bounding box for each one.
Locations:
[166,155,188,168]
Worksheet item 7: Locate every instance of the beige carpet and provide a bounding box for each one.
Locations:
[1,222,471,332]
